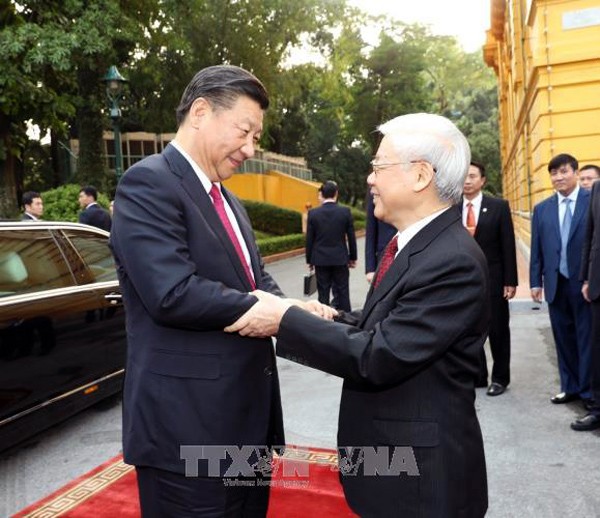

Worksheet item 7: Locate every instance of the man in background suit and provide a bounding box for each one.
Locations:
[21,191,43,221]
[229,113,489,517]
[462,161,518,396]
[78,186,112,231]
[306,180,357,312]
[573,179,600,430]
[111,65,332,517]
[364,192,396,283]
[530,153,592,406]
[579,164,600,191]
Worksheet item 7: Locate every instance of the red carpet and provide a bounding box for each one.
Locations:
[13,446,357,517]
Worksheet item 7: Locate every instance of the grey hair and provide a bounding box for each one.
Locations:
[378,113,471,204]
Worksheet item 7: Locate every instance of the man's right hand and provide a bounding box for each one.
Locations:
[366,272,374,284]
[531,287,543,303]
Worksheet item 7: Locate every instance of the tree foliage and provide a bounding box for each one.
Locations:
[1,0,501,214]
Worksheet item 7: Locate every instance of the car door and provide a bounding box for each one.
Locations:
[55,227,126,376]
[0,227,108,434]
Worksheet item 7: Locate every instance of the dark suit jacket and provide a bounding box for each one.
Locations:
[365,194,396,273]
[463,196,518,296]
[530,188,590,303]
[306,202,357,266]
[278,208,489,517]
[581,181,600,301]
[21,213,35,221]
[79,204,112,232]
[110,144,285,476]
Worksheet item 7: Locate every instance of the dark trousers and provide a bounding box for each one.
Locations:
[589,301,600,415]
[315,265,351,312]
[136,466,270,518]
[479,294,511,387]
[547,275,592,398]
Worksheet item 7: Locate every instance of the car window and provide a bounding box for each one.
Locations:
[63,231,118,283]
[0,230,74,297]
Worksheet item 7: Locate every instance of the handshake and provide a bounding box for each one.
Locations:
[224,290,337,338]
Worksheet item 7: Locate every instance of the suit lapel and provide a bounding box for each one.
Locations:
[569,189,588,241]
[549,194,560,242]
[359,208,459,326]
[163,144,254,291]
[222,187,261,286]
[474,195,491,238]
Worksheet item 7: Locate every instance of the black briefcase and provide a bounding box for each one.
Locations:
[303,272,317,296]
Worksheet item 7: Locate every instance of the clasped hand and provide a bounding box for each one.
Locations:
[224,290,337,337]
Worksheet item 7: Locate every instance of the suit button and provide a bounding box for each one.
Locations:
[264,367,273,376]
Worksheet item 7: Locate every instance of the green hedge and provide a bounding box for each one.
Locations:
[242,200,301,235]
[42,184,111,222]
[257,234,305,256]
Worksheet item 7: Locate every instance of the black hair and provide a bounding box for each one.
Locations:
[80,186,98,201]
[470,161,486,178]
[548,153,578,172]
[319,181,338,199]
[22,191,41,206]
[175,65,269,127]
[580,164,600,175]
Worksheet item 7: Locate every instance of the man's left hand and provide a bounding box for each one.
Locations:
[503,286,516,300]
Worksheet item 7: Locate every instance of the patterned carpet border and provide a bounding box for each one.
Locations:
[15,446,338,517]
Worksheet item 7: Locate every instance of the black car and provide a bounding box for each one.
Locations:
[0,221,126,451]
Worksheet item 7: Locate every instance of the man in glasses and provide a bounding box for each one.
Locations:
[228,113,490,517]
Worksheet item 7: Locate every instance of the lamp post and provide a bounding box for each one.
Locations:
[102,65,127,181]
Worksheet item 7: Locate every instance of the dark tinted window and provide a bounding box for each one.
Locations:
[63,231,117,283]
[0,230,73,297]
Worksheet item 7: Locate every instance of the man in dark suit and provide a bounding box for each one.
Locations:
[21,191,43,221]
[78,186,112,231]
[578,164,600,191]
[364,192,396,284]
[462,161,518,396]
[229,113,489,517]
[573,179,600,430]
[306,181,357,312]
[110,65,332,517]
[530,153,592,406]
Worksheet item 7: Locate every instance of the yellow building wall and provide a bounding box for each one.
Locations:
[485,0,600,251]
[224,171,321,214]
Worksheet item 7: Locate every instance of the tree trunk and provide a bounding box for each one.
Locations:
[0,113,22,217]
[75,66,106,188]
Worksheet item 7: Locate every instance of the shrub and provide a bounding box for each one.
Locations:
[42,184,111,222]
[242,200,301,235]
[257,234,305,256]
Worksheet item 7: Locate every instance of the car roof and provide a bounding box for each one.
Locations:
[0,221,110,237]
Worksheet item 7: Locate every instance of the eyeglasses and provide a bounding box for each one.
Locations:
[369,159,436,176]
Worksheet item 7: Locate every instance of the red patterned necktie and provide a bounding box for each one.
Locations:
[466,202,476,236]
[209,184,256,289]
[373,236,399,288]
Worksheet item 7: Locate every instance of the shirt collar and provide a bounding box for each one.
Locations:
[170,140,215,195]
[394,206,451,255]
[463,192,482,208]
[557,185,579,203]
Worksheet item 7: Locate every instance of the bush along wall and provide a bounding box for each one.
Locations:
[256,234,305,256]
[241,200,301,235]
[42,184,111,222]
